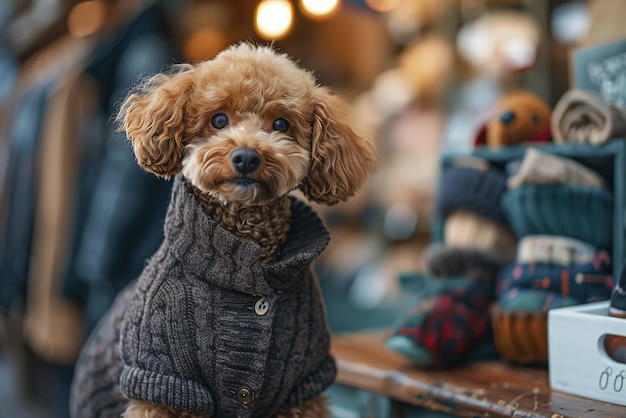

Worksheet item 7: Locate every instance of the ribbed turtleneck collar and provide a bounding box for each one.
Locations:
[161,175,330,296]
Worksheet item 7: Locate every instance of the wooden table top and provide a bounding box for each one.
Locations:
[330,331,626,418]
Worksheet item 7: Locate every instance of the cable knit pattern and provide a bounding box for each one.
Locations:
[70,284,133,418]
[70,175,336,417]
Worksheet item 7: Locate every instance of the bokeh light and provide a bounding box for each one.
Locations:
[300,0,340,19]
[67,0,107,38]
[365,0,401,13]
[183,28,228,62]
[255,0,294,40]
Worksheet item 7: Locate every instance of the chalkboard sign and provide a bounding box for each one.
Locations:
[573,38,626,106]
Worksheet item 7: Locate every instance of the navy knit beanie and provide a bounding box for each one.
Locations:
[436,166,508,224]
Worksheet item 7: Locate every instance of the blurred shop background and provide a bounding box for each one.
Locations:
[0,0,620,416]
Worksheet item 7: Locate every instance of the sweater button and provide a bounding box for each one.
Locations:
[254,297,270,316]
[237,387,253,405]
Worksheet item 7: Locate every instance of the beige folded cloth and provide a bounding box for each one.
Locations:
[516,235,598,266]
[551,88,626,145]
[444,209,517,262]
[507,147,605,189]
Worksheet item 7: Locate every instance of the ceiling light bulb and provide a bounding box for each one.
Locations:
[300,0,339,19]
[255,0,294,40]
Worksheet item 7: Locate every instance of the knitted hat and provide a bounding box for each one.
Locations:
[436,166,508,225]
[501,184,613,250]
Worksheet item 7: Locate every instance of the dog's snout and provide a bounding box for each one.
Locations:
[231,148,261,174]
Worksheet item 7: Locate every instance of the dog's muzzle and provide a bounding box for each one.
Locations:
[231,147,261,174]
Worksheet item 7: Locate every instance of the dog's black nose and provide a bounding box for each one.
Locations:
[231,148,261,174]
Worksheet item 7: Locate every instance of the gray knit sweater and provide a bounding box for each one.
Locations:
[70,175,336,418]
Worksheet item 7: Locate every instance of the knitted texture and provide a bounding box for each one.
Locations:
[497,257,613,308]
[70,284,133,418]
[425,244,509,284]
[188,181,292,265]
[436,166,508,224]
[391,282,495,369]
[501,184,613,249]
[70,175,336,418]
[493,241,613,364]
[388,245,504,369]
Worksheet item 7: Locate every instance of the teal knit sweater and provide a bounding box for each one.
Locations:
[70,175,336,417]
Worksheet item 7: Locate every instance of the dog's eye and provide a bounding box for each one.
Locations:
[272,118,289,132]
[211,113,229,129]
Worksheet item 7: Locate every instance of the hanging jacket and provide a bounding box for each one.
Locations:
[61,2,176,330]
[0,76,53,310]
[23,68,99,365]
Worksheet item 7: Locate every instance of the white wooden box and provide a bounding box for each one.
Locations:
[549,301,626,406]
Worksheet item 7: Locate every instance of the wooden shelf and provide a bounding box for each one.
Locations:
[330,331,626,417]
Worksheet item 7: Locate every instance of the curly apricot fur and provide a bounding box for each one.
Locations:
[117,42,375,417]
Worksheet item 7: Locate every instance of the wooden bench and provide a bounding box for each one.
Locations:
[328,331,626,417]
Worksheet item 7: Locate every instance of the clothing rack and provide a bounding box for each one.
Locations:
[0,2,179,416]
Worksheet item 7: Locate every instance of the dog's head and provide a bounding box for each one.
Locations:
[118,43,376,206]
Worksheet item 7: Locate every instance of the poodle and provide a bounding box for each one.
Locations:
[70,43,376,418]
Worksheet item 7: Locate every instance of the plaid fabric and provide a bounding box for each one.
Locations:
[393,282,495,369]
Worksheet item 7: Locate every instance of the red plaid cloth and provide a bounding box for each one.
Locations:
[395,283,494,369]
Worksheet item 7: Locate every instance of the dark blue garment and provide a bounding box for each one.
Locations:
[497,257,613,304]
[61,1,178,331]
[0,77,54,310]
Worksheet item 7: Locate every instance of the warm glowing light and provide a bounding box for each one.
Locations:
[365,0,401,13]
[300,0,339,19]
[67,0,107,38]
[255,0,294,40]
[183,28,228,62]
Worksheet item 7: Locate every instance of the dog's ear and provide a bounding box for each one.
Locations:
[300,87,376,205]
[117,65,195,178]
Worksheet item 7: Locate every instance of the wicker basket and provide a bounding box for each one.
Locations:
[491,304,548,364]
